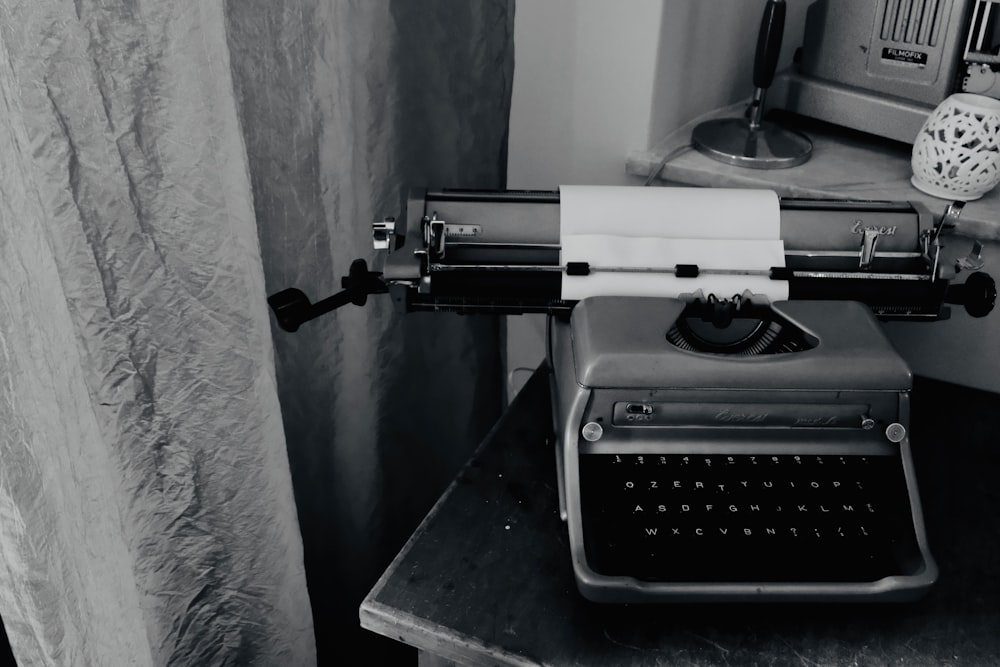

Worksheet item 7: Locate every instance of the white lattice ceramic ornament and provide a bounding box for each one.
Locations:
[911,93,1000,201]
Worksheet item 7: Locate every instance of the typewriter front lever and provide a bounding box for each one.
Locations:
[267,258,387,333]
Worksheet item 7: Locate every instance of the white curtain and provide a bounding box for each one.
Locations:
[0,1,314,665]
[1,0,513,664]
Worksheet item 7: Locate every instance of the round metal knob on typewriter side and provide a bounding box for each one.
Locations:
[581,422,604,442]
[885,423,907,443]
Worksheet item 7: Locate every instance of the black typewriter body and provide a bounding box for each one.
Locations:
[549,296,937,603]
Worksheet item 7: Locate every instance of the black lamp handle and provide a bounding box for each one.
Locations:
[753,0,786,90]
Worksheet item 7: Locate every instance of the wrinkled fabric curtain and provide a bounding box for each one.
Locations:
[225,0,512,663]
[1,0,512,664]
[0,1,314,666]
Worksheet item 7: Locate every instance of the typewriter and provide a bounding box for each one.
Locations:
[268,186,996,603]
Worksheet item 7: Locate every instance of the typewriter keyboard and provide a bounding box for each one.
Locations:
[579,452,924,583]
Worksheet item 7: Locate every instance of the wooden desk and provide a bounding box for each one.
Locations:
[360,366,1000,666]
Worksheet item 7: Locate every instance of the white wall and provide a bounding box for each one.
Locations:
[506,0,661,187]
[507,0,807,188]
[505,1,808,398]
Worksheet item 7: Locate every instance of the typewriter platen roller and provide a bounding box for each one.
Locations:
[268,186,996,603]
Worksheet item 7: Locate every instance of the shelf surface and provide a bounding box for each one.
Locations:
[627,102,1000,242]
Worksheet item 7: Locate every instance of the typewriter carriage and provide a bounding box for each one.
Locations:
[267,189,995,332]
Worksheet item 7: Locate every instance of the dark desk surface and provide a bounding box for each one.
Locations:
[360,367,1000,666]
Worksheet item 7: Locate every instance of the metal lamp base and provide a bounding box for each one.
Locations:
[692,117,813,169]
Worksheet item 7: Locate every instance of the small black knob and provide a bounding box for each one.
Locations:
[267,288,311,332]
[946,271,996,318]
[343,258,382,306]
[963,271,997,318]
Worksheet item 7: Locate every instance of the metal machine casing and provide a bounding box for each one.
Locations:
[548,297,938,602]
[769,0,970,144]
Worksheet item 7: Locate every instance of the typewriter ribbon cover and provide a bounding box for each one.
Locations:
[559,185,789,302]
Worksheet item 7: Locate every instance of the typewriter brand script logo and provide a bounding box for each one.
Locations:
[714,409,768,424]
[851,221,897,236]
